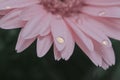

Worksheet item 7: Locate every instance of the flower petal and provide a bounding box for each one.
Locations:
[0,9,22,24]
[101,62,109,70]
[51,16,69,51]
[16,30,35,53]
[37,35,53,57]
[93,40,115,68]
[0,17,25,29]
[65,18,94,51]
[74,15,111,47]
[0,0,40,10]
[101,46,115,66]
[84,0,120,6]
[0,9,25,29]
[74,34,102,66]
[65,18,102,66]
[54,45,62,61]
[21,13,51,39]
[82,6,120,18]
[60,21,75,60]
[20,5,45,20]
[95,18,120,40]
[61,30,75,60]
[53,27,74,61]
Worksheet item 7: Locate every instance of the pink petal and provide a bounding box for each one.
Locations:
[51,16,75,59]
[51,16,69,51]
[20,5,45,21]
[16,30,36,53]
[0,0,40,10]
[82,6,120,18]
[21,13,51,39]
[53,26,75,60]
[0,9,22,23]
[0,9,24,29]
[95,18,120,40]
[61,27,75,60]
[73,15,111,47]
[74,34,102,66]
[65,18,102,66]
[101,47,115,66]
[91,38,115,69]
[65,18,94,51]
[101,62,109,70]
[54,45,62,61]
[37,35,53,57]
[84,0,120,6]
[111,18,120,29]
[93,40,115,66]
[0,17,25,29]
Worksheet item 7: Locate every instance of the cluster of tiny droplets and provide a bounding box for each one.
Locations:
[40,0,82,17]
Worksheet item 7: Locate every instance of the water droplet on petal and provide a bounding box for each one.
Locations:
[56,37,65,44]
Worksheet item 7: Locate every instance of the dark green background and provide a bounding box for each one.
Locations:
[0,29,120,80]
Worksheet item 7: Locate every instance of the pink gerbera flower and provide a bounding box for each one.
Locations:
[0,0,120,69]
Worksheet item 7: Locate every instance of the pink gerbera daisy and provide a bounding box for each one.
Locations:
[0,0,120,69]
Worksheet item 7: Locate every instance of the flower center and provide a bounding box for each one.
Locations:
[40,0,82,17]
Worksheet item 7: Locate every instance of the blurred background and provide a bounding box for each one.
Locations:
[0,29,120,80]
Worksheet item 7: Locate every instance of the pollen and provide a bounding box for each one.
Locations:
[40,0,82,17]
